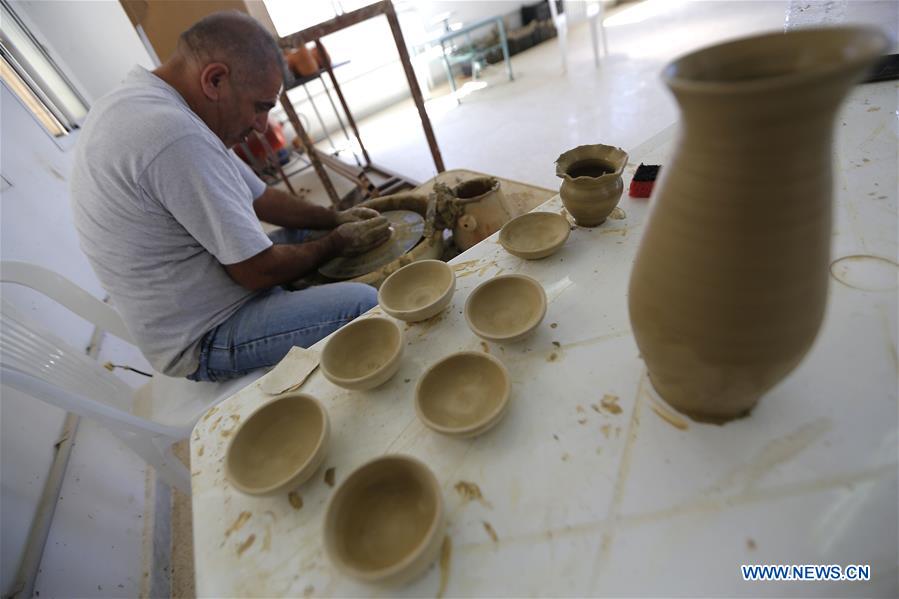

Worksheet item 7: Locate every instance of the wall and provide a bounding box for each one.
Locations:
[0,1,154,594]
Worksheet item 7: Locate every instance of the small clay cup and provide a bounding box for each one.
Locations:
[378,260,455,322]
[321,317,403,390]
[555,144,629,226]
[464,274,546,343]
[416,351,511,437]
[225,393,329,496]
[324,455,445,586]
[499,212,571,260]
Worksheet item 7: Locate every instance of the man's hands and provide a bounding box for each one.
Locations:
[335,206,380,225]
[334,216,391,256]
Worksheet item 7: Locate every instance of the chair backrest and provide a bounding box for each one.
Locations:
[0,299,181,438]
[0,261,134,343]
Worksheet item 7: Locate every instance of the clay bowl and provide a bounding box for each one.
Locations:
[499,212,570,260]
[324,455,444,586]
[416,351,511,437]
[225,393,329,496]
[378,260,455,322]
[464,274,546,343]
[321,317,403,390]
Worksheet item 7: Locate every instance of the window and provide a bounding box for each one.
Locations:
[0,0,88,137]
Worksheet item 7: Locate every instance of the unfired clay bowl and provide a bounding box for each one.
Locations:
[225,393,329,496]
[378,260,455,322]
[321,317,403,390]
[465,274,547,343]
[416,351,511,437]
[499,212,570,260]
[324,455,444,586]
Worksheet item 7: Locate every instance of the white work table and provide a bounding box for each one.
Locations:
[190,80,897,597]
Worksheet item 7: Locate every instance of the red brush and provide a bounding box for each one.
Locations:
[629,164,661,198]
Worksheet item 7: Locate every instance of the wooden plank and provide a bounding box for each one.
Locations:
[279,1,388,48]
[279,90,340,206]
[316,39,372,167]
[383,0,445,173]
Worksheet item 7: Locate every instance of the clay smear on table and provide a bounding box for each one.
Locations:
[454,481,492,508]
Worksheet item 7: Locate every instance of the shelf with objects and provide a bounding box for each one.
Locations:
[275,0,446,210]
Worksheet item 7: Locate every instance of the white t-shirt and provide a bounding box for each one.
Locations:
[71,66,273,376]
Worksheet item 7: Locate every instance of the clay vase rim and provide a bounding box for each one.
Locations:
[663,26,889,96]
[377,260,455,321]
[323,454,444,584]
[320,316,403,388]
[499,211,571,258]
[464,274,547,343]
[224,392,329,496]
[452,176,501,205]
[414,350,511,436]
[555,144,628,182]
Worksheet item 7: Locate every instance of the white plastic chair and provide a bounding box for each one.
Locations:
[0,261,255,493]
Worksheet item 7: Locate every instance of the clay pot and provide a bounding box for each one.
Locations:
[324,455,444,586]
[285,44,318,77]
[628,27,888,423]
[451,177,514,251]
[225,393,329,496]
[555,144,628,226]
[499,211,570,260]
[465,274,546,343]
[378,259,455,322]
[416,351,511,437]
[321,317,403,390]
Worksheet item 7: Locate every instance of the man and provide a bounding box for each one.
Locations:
[71,12,390,382]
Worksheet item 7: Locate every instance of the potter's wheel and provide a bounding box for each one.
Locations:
[319,210,425,280]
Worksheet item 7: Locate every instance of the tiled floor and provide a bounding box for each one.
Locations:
[30,2,798,597]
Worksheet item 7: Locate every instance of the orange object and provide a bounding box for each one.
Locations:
[285,45,318,77]
[234,118,287,164]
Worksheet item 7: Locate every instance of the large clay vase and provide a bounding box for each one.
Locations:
[556,144,628,226]
[628,27,887,423]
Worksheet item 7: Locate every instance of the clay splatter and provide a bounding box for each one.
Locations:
[209,416,223,431]
[553,434,559,441]
[550,322,558,329]
[482,521,499,543]
[576,405,585,413]
[202,406,219,422]
[609,207,626,220]
[225,511,251,538]
[547,352,558,362]
[237,534,255,556]
[578,417,588,425]
[651,402,689,430]
[437,535,452,599]
[480,341,490,353]
[288,492,303,510]
[747,538,757,550]
[866,106,880,112]
[303,585,315,598]
[197,446,204,457]
[220,414,241,438]
[561,452,571,462]
[590,403,602,414]
[324,467,336,487]
[454,481,492,508]
[552,341,561,348]
[600,394,622,415]
[600,424,612,439]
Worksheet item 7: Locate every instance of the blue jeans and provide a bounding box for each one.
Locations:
[187,228,377,381]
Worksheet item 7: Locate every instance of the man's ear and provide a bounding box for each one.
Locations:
[199,62,230,101]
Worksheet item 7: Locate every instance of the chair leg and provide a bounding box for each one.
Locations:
[108,429,191,494]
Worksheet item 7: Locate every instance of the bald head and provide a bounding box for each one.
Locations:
[178,11,283,86]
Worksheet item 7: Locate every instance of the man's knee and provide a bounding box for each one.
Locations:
[338,282,378,316]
